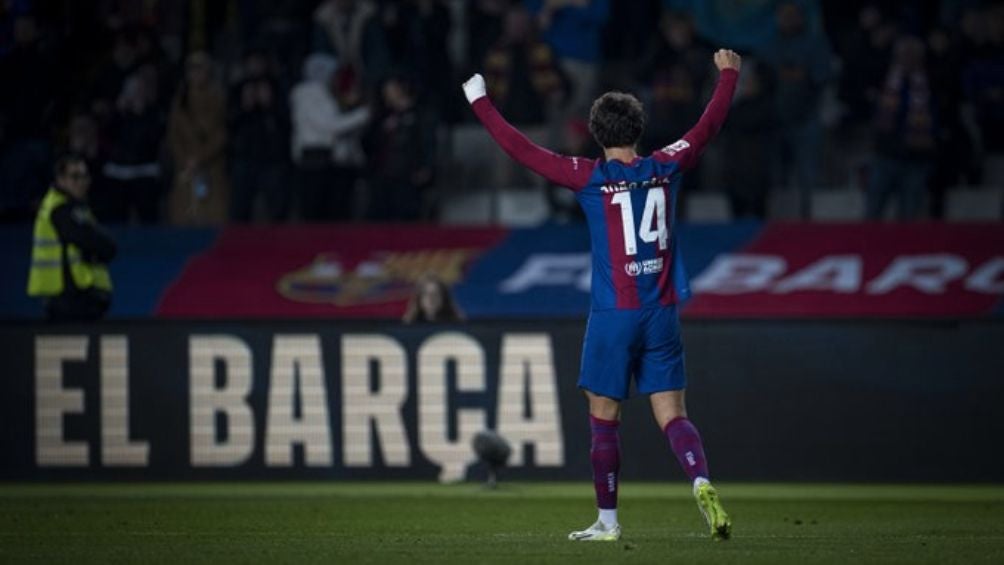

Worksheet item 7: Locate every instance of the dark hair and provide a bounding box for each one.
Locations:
[54,152,87,177]
[402,275,464,324]
[588,92,645,149]
[383,69,419,99]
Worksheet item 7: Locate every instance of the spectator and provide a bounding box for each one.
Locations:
[100,67,166,224]
[364,73,436,221]
[600,0,660,73]
[663,0,819,53]
[482,5,568,187]
[759,1,833,218]
[962,4,1004,188]
[228,49,290,222]
[26,154,115,321]
[88,30,140,127]
[312,0,390,88]
[525,0,609,114]
[483,6,567,126]
[235,2,315,92]
[836,4,895,126]
[721,60,775,219]
[0,14,54,222]
[466,0,510,76]
[927,25,975,218]
[290,53,370,221]
[866,36,938,220]
[167,51,229,226]
[402,273,465,323]
[133,25,178,111]
[381,0,459,123]
[66,114,105,207]
[638,11,712,158]
[636,10,711,214]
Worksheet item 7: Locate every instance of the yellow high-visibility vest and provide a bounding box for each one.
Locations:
[26,188,112,297]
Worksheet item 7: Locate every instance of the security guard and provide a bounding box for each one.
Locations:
[27,154,116,321]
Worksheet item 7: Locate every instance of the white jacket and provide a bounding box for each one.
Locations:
[290,55,370,166]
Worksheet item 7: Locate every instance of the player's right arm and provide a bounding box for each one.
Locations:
[463,74,593,191]
[654,49,741,171]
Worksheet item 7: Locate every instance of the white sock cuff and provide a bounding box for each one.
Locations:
[693,477,710,493]
[598,508,618,527]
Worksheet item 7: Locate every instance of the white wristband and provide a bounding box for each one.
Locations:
[462,73,487,104]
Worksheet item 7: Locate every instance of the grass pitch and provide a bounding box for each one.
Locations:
[1,482,1002,564]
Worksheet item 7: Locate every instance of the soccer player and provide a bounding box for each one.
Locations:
[462,48,741,541]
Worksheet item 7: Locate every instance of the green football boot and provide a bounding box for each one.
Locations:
[695,482,732,540]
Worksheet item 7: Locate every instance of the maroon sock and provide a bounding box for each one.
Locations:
[664,417,710,481]
[589,415,620,510]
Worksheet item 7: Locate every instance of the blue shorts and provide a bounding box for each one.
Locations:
[577,306,687,400]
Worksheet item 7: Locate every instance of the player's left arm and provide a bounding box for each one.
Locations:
[463,74,594,191]
[655,49,741,171]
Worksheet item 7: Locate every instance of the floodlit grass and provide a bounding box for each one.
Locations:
[1,482,1003,564]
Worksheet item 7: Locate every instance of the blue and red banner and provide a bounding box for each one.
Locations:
[686,223,1004,318]
[155,222,1003,319]
[3,222,1002,319]
[157,225,507,318]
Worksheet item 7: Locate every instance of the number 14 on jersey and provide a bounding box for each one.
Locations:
[611,188,669,256]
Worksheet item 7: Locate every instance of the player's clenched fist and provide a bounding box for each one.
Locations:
[462,73,487,104]
[713,49,741,72]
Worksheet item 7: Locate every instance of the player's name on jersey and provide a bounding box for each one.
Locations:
[600,175,673,194]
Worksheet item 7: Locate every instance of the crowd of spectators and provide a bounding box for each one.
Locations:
[0,0,1002,225]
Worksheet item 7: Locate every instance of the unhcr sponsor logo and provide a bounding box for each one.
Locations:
[624,257,664,277]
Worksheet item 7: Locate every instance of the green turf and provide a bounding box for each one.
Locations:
[1,482,1003,564]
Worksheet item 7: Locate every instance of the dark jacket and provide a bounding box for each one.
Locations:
[229,77,289,163]
[50,189,117,266]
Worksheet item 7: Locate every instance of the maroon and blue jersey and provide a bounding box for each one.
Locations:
[473,69,739,312]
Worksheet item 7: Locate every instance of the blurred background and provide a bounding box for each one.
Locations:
[0,0,1001,228]
[0,0,1002,484]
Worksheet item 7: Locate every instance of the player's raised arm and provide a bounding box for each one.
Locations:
[463,74,593,191]
[655,49,741,171]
